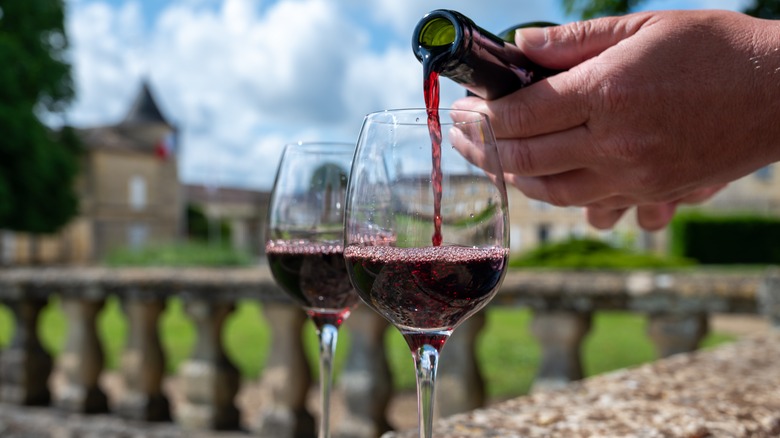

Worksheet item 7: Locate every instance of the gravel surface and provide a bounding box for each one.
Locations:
[387,330,780,437]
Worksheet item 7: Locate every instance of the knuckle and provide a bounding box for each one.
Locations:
[495,98,540,138]
[560,21,593,52]
[506,140,535,175]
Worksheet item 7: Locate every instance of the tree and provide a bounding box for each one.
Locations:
[562,0,634,19]
[744,0,780,19]
[563,0,780,19]
[0,0,80,236]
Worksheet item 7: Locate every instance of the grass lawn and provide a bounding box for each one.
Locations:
[0,299,733,399]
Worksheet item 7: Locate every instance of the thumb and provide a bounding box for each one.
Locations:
[515,15,648,70]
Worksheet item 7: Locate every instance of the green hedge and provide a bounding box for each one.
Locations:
[186,203,231,242]
[510,237,693,269]
[670,212,780,264]
[104,242,253,267]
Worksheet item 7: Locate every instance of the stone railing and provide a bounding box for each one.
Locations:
[0,267,776,437]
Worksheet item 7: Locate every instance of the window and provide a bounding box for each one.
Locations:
[510,226,522,253]
[537,223,551,244]
[127,223,148,249]
[755,166,773,182]
[129,176,147,211]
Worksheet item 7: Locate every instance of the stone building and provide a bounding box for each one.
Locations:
[183,184,270,258]
[0,82,182,264]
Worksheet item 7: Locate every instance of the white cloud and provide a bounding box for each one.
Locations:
[65,1,146,124]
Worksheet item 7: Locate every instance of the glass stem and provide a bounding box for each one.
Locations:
[413,344,440,438]
[318,323,339,438]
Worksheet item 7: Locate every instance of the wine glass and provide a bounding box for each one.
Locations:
[343,109,509,438]
[265,141,359,438]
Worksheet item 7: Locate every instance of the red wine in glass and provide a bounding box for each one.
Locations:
[344,245,507,338]
[266,240,360,329]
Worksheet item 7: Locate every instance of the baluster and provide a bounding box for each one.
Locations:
[175,298,240,430]
[0,292,52,406]
[338,305,393,438]
[530,310,592,392]
[55,294,109,413]
[116,288,170,421]
[647,313,708,358]
[758,268,780,328]
[437,311,486,417]
[253,302,314,438]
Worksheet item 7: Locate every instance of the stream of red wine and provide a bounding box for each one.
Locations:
[423,61,443,246]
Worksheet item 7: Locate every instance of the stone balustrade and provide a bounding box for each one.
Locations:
[0,266,776,437]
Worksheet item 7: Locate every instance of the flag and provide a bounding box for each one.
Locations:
[155,130,176,160]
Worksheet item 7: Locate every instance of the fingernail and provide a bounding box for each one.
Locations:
[516,28,547,49]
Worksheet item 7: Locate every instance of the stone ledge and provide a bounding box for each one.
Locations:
[386,330,780,437]
[0,267,766,312]
[0,405,248,438]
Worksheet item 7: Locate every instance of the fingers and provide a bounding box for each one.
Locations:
[515,14,652,70]
[449,122,586,179]
[636,203,678,231]
[631,185,726,231]
[587,206,628,229]
[495,125,598,176]
[586,186,720,232]
[453,75,590,139]
[507,169,617,207]
[452,112,600,178]
[587,202,677,231]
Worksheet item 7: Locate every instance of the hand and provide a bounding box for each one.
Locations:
[586,184,727,231]
[453,10,780,229]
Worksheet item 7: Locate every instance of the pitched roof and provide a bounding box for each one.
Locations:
[121,80,171,127]
[75,80,176,155]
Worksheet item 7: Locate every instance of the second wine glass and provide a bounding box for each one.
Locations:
[265,141,358,438]
[344,109,509,438]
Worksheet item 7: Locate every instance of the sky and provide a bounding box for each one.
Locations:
[61,0,751,191]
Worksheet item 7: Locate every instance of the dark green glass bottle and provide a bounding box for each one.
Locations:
[412,9,559,99]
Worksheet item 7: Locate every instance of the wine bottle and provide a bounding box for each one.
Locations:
[412,9,559,100]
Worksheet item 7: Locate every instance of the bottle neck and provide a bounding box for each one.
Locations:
[413,9,559,99]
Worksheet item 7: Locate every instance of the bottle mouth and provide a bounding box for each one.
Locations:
[418,16,456,48]
[413,9,464,58]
